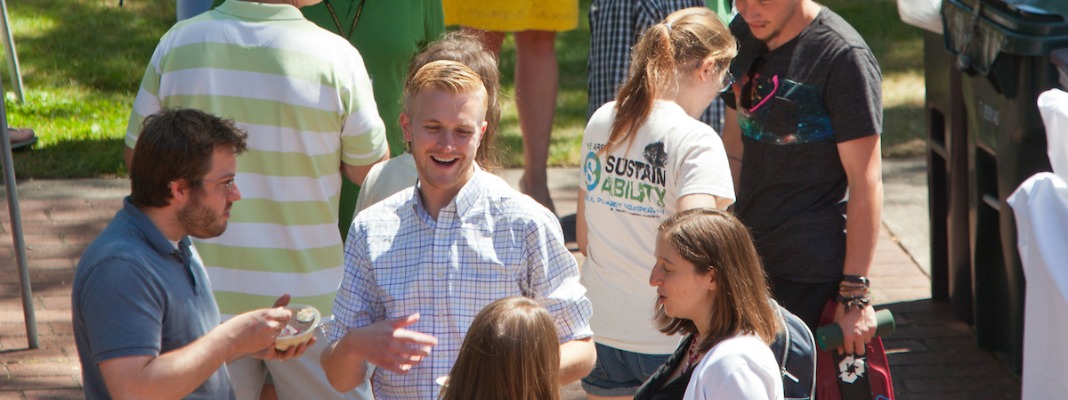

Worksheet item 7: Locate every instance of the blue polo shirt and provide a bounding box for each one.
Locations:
[72,197,233,399]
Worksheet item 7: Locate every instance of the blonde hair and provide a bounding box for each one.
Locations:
[407,32,502,171]
[605,7,737,154]
[654,208,779,352]
[405,60,488,112]
[440,297,561,400]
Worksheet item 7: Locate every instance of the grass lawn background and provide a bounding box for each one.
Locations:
[1,0,924,179]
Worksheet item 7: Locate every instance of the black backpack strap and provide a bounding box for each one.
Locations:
[770,299,817,400]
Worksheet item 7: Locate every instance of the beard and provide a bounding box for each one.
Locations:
[178,191,228,239]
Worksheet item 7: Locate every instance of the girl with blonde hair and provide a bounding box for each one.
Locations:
[577,7,737,399]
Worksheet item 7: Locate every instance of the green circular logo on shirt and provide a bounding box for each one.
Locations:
[584,152,601,192]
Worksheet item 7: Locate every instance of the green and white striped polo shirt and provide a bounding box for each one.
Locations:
[125,0,387,319]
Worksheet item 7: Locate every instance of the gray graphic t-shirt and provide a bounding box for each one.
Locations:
[723,7,882,282]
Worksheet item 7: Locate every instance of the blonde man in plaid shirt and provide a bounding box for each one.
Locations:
[321,60,595,400]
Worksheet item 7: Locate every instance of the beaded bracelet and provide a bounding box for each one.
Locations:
[838,286,870,297]
[839,282,869,290]
[835,293,872,312]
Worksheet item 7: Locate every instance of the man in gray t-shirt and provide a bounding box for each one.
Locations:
[721,0,883,356]
[73,109,307,399]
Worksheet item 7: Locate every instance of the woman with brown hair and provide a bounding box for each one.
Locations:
[576,7,737,399]
[637,208,782,399]
[439,297,561,400]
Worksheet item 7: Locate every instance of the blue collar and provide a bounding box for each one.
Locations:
[121,196,200,292]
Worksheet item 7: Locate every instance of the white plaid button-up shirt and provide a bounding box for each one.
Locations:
[329,169,593,400]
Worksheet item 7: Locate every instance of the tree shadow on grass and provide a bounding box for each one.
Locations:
[4,0,173,93]
[9,137,125,180]
[0,1,171,179]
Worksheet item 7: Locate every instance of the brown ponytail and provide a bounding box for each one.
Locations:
[602,7,737,155]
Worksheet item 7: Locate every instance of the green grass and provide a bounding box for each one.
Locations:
[2,0,923,179]
[4,0,171,178]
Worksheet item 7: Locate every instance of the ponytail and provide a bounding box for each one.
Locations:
[604,23,676,155]
[600,7,737,155]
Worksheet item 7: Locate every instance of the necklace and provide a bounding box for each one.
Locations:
[322,0,366,41]
[684,337,702,373]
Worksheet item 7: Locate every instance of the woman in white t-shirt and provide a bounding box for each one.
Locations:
[576,7,738,399]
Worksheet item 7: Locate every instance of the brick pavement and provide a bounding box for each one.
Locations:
[0,173,1022,399]
[0,179,123,399]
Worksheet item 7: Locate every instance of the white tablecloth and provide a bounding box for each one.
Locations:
[1038,90,1068,176]
[1009,173,1068,400]
[1010,89,1068,400]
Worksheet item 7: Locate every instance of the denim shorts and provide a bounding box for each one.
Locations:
[581,343,671,396]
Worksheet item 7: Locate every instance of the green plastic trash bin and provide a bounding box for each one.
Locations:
[943,0,1067,374]
[924,27,974,321]
[898,0,975,321]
